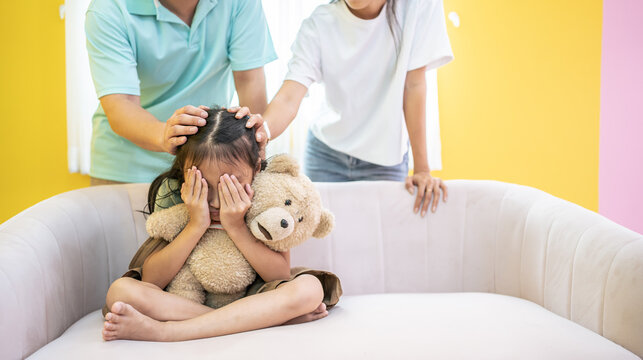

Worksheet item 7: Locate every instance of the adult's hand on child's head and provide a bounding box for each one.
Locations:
[405,172,448,217]
[181,166,211,232]
[162,105,209,155]
[228,106,268,160]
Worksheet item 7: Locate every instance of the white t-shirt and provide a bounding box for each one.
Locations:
[285,0,453,166]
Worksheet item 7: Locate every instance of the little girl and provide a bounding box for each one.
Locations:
[257,0,453,216]
[101,107,341,341]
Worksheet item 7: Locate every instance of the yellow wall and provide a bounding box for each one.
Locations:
[435,0,602,210]
[0,0,89,223]
[0,0,603,223]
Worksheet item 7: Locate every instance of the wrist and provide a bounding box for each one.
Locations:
[156,121,167,153]
[185,219,209,234]
[224,222,251,239]
[263,121,272,142]
[413,167,431,174]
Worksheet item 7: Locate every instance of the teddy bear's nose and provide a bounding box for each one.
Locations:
[281,219,289,228]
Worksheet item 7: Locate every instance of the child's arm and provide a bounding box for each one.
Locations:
[403,66,448,216]
[141,167,211,288]
[218,174,292,282]
[256,80,308,140]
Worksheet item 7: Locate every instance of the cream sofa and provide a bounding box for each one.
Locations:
[1,180,641,359]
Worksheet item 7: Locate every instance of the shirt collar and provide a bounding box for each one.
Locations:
[125,0,217,27]
[125,0,156,16]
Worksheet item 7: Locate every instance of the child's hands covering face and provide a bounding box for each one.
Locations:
[181,166,211,232]
[218,174,254,231]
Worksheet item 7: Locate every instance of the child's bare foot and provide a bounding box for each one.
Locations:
[102,301,166,341]
[282,302,328,325]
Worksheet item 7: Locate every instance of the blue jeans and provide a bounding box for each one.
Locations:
[304,132,409,182]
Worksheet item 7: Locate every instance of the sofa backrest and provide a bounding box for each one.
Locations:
[301,180,643,357]
[1,180,642,359]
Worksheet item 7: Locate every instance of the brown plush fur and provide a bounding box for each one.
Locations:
[145,154,334,308]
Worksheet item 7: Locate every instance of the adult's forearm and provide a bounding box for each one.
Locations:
[226,226,291,282]
[141,225,205,288]
[403,74,430,172]
[234,68,268,114]
[263,80,307,139]
[238,89,268,115]
[100,94,165,152]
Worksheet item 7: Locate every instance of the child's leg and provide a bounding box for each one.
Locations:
[283,302,327,325]
[103,274,325,341]
[105,277,212,321]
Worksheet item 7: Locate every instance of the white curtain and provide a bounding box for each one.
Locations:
[252,1,327,163]
[65,0,442,173]
[65,0,96,174]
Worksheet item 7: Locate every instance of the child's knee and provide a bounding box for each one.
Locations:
[287,274,323,311]
[105,277,140,308]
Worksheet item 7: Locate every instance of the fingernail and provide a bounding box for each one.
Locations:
[421,210,426,217]
[257,134,262,141]
[198,119,206,126]
[201,112,208,117]
[231,175,236,180]
[414,207,418,213]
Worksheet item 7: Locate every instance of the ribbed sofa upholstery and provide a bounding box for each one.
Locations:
[1,181,641,359]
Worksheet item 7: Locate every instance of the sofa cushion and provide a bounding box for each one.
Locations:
[28,293,637,360]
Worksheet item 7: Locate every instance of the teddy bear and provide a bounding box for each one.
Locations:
[144,154,334,309]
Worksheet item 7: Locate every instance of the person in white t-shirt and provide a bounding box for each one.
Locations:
[252,0,453,216]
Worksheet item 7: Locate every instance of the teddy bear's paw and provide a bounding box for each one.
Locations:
[145,203,190,241]
[205,291,246,309]
[168,288,206,304]
[166,266,206,304]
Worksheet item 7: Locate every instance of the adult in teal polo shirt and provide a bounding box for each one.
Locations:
[85,0,276,183]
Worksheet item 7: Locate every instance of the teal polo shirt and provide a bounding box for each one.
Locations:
[85,0,277,183]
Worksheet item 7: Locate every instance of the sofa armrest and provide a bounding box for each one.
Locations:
[295,180,643,357]
[0,184,149,359]
[494,184,643,357]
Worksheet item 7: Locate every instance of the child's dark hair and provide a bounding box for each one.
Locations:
[147,106,263,214]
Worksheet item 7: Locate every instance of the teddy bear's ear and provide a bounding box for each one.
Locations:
[265,154,299,177]
[312,208,335,238]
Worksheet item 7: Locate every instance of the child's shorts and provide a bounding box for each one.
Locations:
[102,237,342,317]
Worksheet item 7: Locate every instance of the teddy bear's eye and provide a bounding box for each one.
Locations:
[298,216,304,222]
[285,200,292,206]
